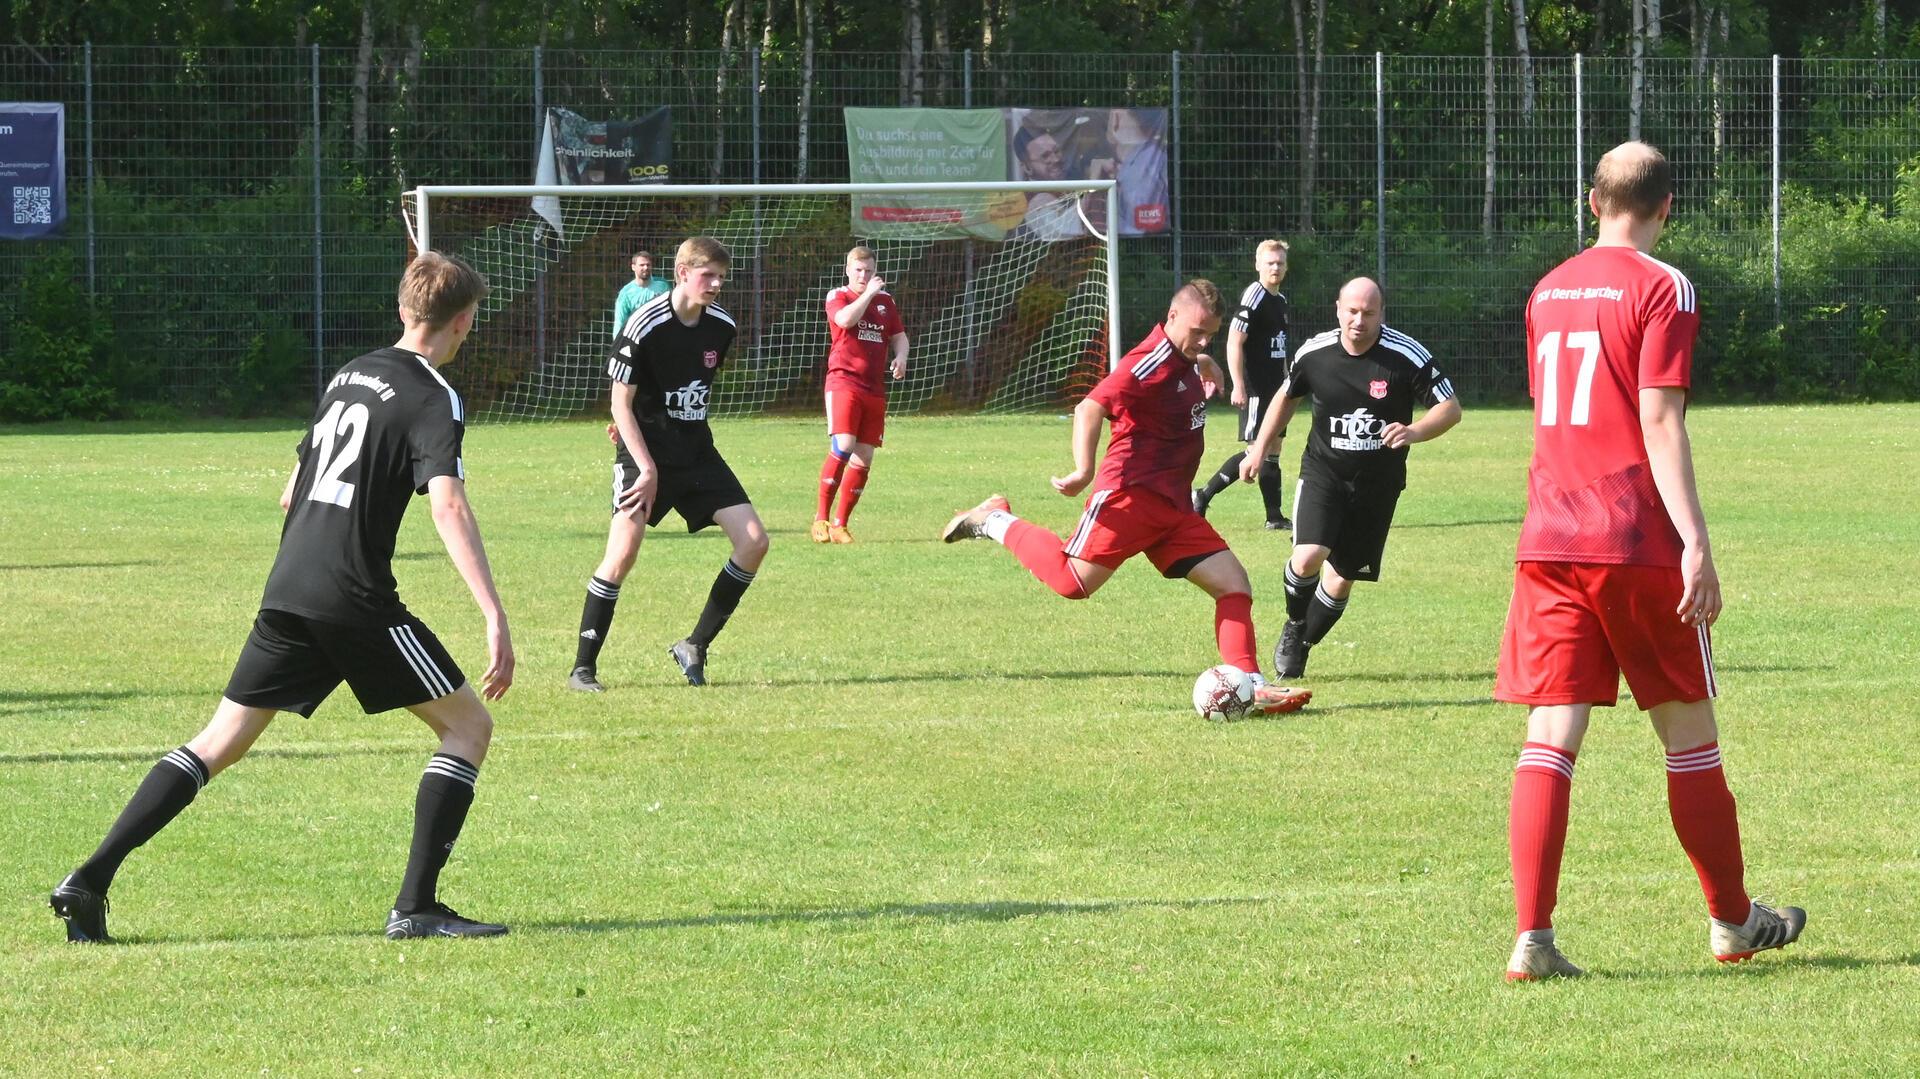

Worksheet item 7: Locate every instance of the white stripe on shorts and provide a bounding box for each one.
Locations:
[389,625,455,699]
[1064,489,1112,559]
[1244,398,1261,440]
[1697,624,1718,698]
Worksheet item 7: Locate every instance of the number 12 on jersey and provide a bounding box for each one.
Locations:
[1534,330,1603,427]
[307,400,370,508]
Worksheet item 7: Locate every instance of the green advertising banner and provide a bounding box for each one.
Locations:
[844,107,1021,240]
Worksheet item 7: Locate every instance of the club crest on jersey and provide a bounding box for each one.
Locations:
[702,350,719,368]
[1190,401,1208,430]
[1369,379,1389,399]
[876,303,888,316]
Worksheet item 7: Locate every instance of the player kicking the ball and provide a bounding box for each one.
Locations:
[942,279,1310,716]
[813,246,909,544]
[1497,141,1804,980]
[50,253,514,942]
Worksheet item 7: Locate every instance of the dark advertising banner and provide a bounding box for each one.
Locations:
[0,103,66,240]
[536,106,673,186]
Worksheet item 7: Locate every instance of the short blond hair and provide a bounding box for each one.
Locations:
[675,236,732,272]
[846,245,876,264]
[399,252,487,328]
[1256,238,1290,257]
[1173,278,1225,318]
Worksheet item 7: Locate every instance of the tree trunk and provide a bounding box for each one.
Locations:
[1711,5,1729,162]
[903,0,924,106]
[1648,0,1662,45]
[1293,0,1326,233]
[1875,0,1888,57]
[797,0,815,180]
[931,0,950,103]
[1691,0,1709,77]
[1510,0,1535,123]
[1483,0,1497,242]
[1186,0,1205,52]
[1629,0,1646,141]
[714,0,743,183]
[351,0,374,162]
[294,11,308,53]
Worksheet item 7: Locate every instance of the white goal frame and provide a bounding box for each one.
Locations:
[402,180,1123,371]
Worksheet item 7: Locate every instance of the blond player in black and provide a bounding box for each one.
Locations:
[1194,238,1294,530]
[1241,277,1461,679]
[569,236,768,690]
[49,253,516,944]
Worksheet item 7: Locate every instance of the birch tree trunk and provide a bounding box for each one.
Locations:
[1648,0,1663,45]
[903,0,924,106]
[797,0,815,180]
[1483,0,1498,241]
[714,0,743,182]
[1629,0,1647,141]
[1510,0,1535,123]
[351,0,374,161]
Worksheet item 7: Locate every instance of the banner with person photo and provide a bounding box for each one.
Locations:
[0,103,66,240]
[1006,107,1169,239]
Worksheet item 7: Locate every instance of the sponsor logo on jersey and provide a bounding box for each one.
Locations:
[1369,379,1389,399]
[702,349,719,369]
[1190,401,1208,430]
[1328,406,1387,451]
[665,379,711,421]
[858,326,884,343]
[1269,332,1287,358]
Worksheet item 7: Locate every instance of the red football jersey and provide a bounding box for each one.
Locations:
[824,286,904,394]
[1085,324,1210,507]
[1517,245,1700,566]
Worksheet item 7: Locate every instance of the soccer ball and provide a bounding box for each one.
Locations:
[1192,664,1255,721]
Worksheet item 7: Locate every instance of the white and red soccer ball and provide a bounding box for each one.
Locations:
[1192,664,1256,721]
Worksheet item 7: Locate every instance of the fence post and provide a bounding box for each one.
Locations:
[1170,51,1182,292]
[84,41,95,298]
[750,46,764,360]
[1771,54,1781,328]
[312,45,324,403]
[533,46,546,376]
[963,49,973,107]
[1375,51,1386,286]
[750,47,762,185]
[962,49,977,397]
[1574,53,1584,249]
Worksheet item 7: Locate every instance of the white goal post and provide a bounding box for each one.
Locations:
[401,181,1120,422]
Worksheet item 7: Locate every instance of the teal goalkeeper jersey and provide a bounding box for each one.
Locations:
[613,278,671,338]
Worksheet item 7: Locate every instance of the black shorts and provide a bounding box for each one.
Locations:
[1238,386,1287,447]
[225,608,466,717]
[1290,468,1402,582]
[612,444,751,532]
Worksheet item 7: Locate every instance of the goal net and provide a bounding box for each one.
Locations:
[400,182,1119,422]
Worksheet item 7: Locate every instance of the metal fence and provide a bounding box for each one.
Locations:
[4,46,1917,409]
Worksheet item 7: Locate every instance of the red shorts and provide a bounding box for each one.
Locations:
[1063,487,1230,577]
[825,385,886,447]
[1495,561,1717,710]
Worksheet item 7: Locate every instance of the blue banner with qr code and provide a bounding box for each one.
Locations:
[0,103,66,239]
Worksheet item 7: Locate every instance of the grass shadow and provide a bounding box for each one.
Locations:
[0,560,161,572]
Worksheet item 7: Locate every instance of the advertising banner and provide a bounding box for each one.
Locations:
[532,106,673,238]
[0,103,66,240]
[1007,107,1169,238]
[844,107,1018,240]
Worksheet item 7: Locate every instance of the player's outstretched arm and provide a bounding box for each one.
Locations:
[427,474,515,700]
[1052,396,1108,496]
[1641,386,1721,627]
[1382,397,1463,448]
[1241,395,1299,481]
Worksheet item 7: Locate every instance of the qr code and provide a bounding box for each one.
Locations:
[12,185,52,225]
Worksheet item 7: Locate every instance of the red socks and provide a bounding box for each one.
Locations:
[1004,519,1088,599]
[1510,742,1575,934]
[816,451,846,522]
[1212,592,1259,673]
[834,461,869,528]
[1666,742,1751,925]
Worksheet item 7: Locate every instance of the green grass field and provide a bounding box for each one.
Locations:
[3,406,1917,1075]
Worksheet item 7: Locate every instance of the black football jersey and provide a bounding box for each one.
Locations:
[608,292,738,467]
[260,346,466,624]
[1230,281,1291,394]
[1283,325,1455,486]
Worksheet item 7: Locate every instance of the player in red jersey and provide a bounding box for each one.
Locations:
[813,246,909,544]
[941,280,1310,716]
[1496,141,1804,980]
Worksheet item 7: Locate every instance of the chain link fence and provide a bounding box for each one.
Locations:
[4,46,1917,411]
